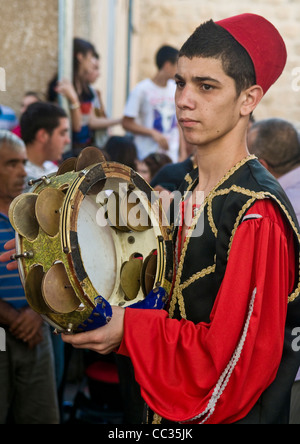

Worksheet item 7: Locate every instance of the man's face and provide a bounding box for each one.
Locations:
[0,146,27,201]
[175,57,245,148]
[44,117,71,163]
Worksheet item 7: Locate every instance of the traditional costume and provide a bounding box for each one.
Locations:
[117,14,300,424]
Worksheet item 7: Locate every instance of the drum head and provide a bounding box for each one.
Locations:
[77,195,117,300]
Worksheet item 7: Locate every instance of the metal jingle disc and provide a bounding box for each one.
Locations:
[35,188,65,237]
[141,252,158,296]
[25,265,49,315]
[106,192,130,232]
[76,146,106,172]
[42,263,81,314]
[9,193,39,241]
[121,192,152,232]
[120,258,143,301]
[56,157,77,176]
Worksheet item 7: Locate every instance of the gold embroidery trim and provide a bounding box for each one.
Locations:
[207,199,218,238]
[185,173,193,186]
[180,265,216,291]
[152,413,162,424]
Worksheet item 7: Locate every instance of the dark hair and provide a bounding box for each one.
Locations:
[179,20,256,96]
[144,153,172,180]
[73,38,98,74]
[249,119,300,176]
[156,45,179,70]
[105,136,138,170]
[21,102,68,145]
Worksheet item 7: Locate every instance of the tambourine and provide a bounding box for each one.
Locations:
[9,147,174,333]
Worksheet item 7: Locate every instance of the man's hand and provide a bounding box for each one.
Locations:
[0,238,18,271]
[62,306,125,355]
[10,307,44,344]
[151,130,169,151]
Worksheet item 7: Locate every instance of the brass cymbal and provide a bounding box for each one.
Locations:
[120,257,143,301]
[121,191,152,232]
[106,192,130,232]
[42,263,81,314]
[56,157,77,176]
[76,146,106,172]
[25,265,49,315]
[9,193,39,241]
[35,188,65,237]
[141,252,157,296]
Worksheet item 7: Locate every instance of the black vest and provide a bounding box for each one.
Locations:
[168,156,300,424]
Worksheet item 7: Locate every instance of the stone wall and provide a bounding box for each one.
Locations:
[133,0,300,127]
[0,0,58,115]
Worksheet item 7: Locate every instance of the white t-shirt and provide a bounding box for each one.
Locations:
[124,79,179,162]
[25,161,58,192]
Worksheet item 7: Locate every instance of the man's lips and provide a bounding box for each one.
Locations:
[15,182,26,190]
[179,118,199,128]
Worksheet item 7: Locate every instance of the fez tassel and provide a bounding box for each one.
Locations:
[182,288,257,424]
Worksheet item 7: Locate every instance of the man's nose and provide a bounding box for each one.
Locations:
[65,135,71,145]
[176,87,196,110]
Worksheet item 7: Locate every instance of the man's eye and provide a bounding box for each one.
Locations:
[202,84,213,91]
[176,81,185,89]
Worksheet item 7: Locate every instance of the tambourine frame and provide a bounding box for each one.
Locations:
[14,161,174,333]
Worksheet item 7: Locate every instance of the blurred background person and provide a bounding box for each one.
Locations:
[0,130,59,424]
[137,152,172,184]
[12,91,42,138]
[20,102,70,190]
[55,38,121,156]
[248,118,300,424]
[123,45,180,163]
[248,118,300,221]
[0,104,18,131]
[104,136,138,171]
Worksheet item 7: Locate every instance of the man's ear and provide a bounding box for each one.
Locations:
[240,85,264,117]
[35,128,50,144]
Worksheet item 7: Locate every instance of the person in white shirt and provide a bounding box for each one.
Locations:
[123,46,181,163]
[20,102,71,190]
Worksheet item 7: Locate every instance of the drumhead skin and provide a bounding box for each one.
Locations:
[10,153,174,333]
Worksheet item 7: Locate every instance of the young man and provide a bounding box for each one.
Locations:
[20,102,71,188]
[23,14,300,424]
[123,45,181,163]
[0,131,59,424]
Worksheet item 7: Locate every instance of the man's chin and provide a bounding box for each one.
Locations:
[12,186,25,197]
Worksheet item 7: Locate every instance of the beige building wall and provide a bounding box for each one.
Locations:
[0,0,58,115]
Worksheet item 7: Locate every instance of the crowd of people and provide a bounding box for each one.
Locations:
[1,15,300,424]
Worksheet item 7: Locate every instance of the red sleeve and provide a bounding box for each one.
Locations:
[118,199,295,424]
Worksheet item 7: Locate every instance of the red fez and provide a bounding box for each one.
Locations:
[216,13,287,94]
